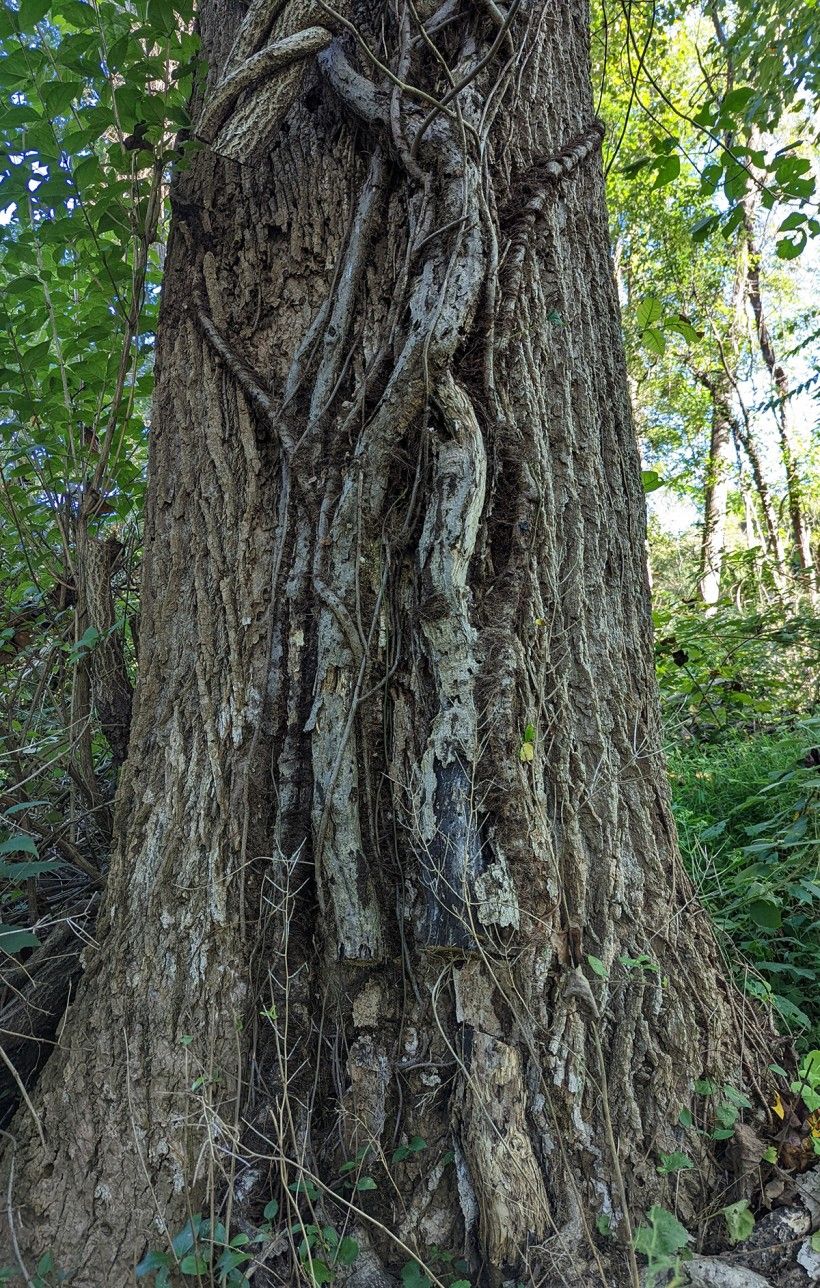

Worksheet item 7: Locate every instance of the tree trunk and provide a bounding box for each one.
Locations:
[729,407,786,589]
[697,377,734,607]
[744,214,816,593]
[696,369,786,602]
[1,5,767,1285]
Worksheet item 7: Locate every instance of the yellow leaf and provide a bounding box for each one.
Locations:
[519,741,534,763]
[772,1093,785,1120]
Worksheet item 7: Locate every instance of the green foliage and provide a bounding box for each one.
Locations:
[655,604,820,736]
[792,1049,820,1123]
[586,953,608,978]
[0,0,201,964]
[656,1151,693,1175]
[400,1250,472,1288]
[135,1207,361,1287]
[597,0,819,260]
[633,1205,692,1286]
[722,1199,755,1244]
[1,1250,69,1285]
[669,721,820,1044]
[392,1135,427,1164]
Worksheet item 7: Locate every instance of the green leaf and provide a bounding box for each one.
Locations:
[796,1051,820,1087]
[0,926,41,954]
[776,234,807,261]
[0,834,38,857]
[354,1176,377,1192]
[0,859,61,878]
[217,1247,250,1274]
[715,1101,738,1128]
[653,154,680,188]
[179,1254,208,1274]
[641,327,666,357]
[18,0,52,27]
[401,1264,432,1288]
[642,470,664,494]
[171,1216,203,1257]
[289,1178,319,1201]
[393,1136,427,1164]
[657,1151,693,1175]
[749,898,782,930]
[691,214,719,243]
[68,626,101,660]
[723,1200,755,1245]
[336,1237,359,1266]
[700,161,723,192]
[309,1261,332,1285]
[41,81,85,117]
[586,954,607,978]
[722,86,755,113]
[635,297,663,329]
[722,1085,753,1110]
[263,1199,279,1221]
[634,1206,691,1262]
[664,318,701,345]
[135,1250,172,1278]
[779,212,807,233]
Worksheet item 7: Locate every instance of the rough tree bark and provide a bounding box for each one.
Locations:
[1,3,769,1285]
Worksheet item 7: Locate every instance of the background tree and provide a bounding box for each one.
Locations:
[599,0,820,606]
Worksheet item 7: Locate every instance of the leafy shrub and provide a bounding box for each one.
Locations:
[655,603,820,737]
[669,720,820,1046]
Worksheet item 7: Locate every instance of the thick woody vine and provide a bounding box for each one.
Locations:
[189,0,604,945]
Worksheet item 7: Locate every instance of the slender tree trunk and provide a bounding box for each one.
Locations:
[703,26,789,599]
[744,215,816,592]
[695,221,753,608]
[1,5,768,1285]
[697,378,733,606]
[729,408,786,583]
[697,369,786,599]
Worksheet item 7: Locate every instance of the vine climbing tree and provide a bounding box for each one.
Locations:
[1,2,772,1284]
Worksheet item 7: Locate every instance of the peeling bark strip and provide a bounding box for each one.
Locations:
[416,373,491,949]
[1,4,770,1285]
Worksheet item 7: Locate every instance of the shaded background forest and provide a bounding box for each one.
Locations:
[0,0,819,1158]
